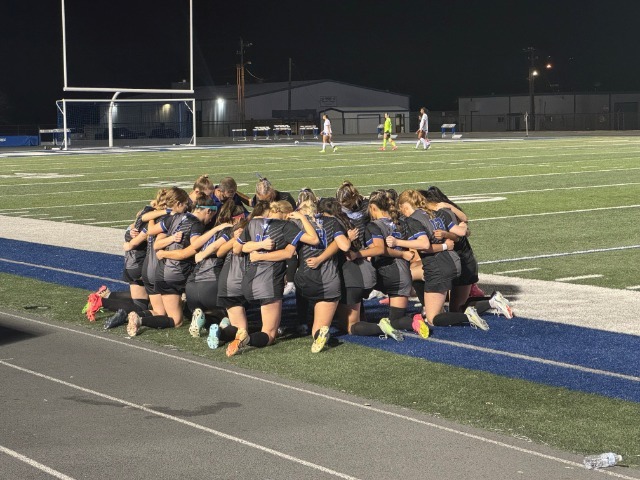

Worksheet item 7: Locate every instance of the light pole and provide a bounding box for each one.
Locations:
[236,38,252,128]
[525,47,537,131]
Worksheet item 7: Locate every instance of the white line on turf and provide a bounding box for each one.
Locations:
[555,274,604,282]
[493,268,541,275]
[626,286,640,290]
[474,204,640,222]
[0,258,128,285]
[479,245,640,265]
[0,445,76,480]
[2,312,638,480]
[0,360,361,480]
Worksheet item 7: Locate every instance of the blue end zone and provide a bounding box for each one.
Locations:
[2,238,639,402]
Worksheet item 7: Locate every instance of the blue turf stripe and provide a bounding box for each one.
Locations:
[2,237,639,402]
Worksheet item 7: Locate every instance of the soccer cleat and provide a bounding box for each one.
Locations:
[469,283,486,298]
[424,143,431,150]
[367,289,385,300]
[207,324,221,349]
[126,311,142,337]
[465,306,489,331]
[283,282,296,296]
[379,147,386,151]
[226,328,249,357]
[333,146,338,152]
[189,308,206,337]
[103,309,127,330]
[378,318,404,341]
[489,291,514,319]
[392,146,398,151]
[296,324,310,336]
[411,314,430,339]
[320,149,326,153]
[84,293,103,322]
[311,325,330,353]
[219,317,231,330]
[378,296,390,305]
[96,285,111,298]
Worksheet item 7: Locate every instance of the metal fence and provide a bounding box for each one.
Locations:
[456,112,639,132]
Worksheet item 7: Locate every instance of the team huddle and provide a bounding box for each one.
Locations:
[83,174,513,356]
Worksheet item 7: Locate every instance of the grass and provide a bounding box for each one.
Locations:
[1,272,639,466]
[2,136,640,466]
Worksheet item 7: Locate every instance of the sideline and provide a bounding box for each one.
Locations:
[0,445,76,480]
[3,312,639,480]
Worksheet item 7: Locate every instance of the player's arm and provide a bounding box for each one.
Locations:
[289,211,320,245]
[249,244,296,263]
[386,233,430,252]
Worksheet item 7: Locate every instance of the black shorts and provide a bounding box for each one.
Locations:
[185,280,219,312]
[143,279,156,296]
[422,251,461,293]
[452,253,479,286]
[246,297,282,307]
[217,295,246,309]
[154,280,186,296]
[123,267,144,286]
[340,287,371,305]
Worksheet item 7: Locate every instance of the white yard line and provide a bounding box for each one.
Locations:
[0,445,76,480]
[474,204,640,222]
[493,268,541,275]
[479,245,640,264]
[556,274,603,282]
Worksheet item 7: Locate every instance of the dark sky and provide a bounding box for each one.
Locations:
[3,0,640,125]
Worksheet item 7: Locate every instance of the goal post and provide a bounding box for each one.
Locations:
[56,98,197,149]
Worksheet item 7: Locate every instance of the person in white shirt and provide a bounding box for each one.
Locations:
[320,114,338,152]
[416,107,431,150]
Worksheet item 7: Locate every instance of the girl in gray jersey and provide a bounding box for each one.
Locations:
[293,196,351,353]
[346,190,414,340]
[225,201,320,356]
[126,191,218,337]
[393,190,490,331]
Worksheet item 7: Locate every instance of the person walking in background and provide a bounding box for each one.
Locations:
[380,113,398,151]
[416,107,431,150]
[320,113,338,152]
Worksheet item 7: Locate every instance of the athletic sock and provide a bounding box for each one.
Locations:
[432,312,468,326]
[462,299,491,314]
[249,331,270,348]
[141,315,175,329]
[411,281,425,306]
[390,316,413,331]
[350,322,383,336]
[220,325,238,341]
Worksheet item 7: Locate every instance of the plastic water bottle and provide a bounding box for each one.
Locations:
[583,452,622,469]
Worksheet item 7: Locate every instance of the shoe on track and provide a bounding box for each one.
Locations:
[411,314,430,339]
[311,326,330,353]
[126,311,142,337]
[207,324,221,349]
[465,306,489,331]
[189,308,206,337]
[104,309,127,330]
[283,282,296,296]
[226,328,249,357]
[489,291,514,319]
[378,318,404,341]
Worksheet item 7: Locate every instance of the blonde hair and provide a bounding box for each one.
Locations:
[256,177,275,201]
[269,200,294,215]
[397,189,434,218]
[164,186,190,208]
[296,188,318,216]
[193,174,213,193]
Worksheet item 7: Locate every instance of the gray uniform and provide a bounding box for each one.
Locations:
[155,212,204,289]
[365,218,412,297]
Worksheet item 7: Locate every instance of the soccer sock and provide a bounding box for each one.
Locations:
[296,293,310,326]
[350,321,383,336]
[412,281,425,307]
[109,291,131,300]
[388,306,413,330]
[102,297,140,313]
[132,298,150,313]
[416,140,421,148]
[141,315,175,329]
[383,138,387,148]
[249,331,270,348]
[220,325,238,341]
[462,299,491,314]
[432,312,468,326]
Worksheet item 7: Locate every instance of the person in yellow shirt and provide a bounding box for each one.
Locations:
[380,112,398,151]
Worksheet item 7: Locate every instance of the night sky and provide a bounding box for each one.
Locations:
[2,0,640,125]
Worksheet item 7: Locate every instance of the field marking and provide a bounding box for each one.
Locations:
[474,204,640,222]
[625,285,640,290]
[400,334,640,383]
[0,360,362,480]
[556,274,604,282]
[4,314,637,479]
[0,258,128,285]
[494,268,541,275]
[479,245,640,265]
[0,445,76,480]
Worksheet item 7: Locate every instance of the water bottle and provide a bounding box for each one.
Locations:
[583,452,622,469]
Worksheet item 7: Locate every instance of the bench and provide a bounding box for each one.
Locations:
[299,125,319,140]
[253,126,271,140]
[441,123,457,138]
[232,128,247,141]
[273,125,292,140]
[39,128,71,148]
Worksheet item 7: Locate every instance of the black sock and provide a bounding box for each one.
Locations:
[433,312,468,326]
[468,300,491,315]
[141,315,175,329]
[102,297,139,313]
[249,331,270,348]
[220,325,238,341]
[131,298,149,313]
[412,281,425,306]
[390,316,413,330]
[108,291,131,300]
[351,322,383,336]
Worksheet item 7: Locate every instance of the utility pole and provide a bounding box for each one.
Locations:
[525,46,536,131]
[236,38,252,128]
[287,58,292,126]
